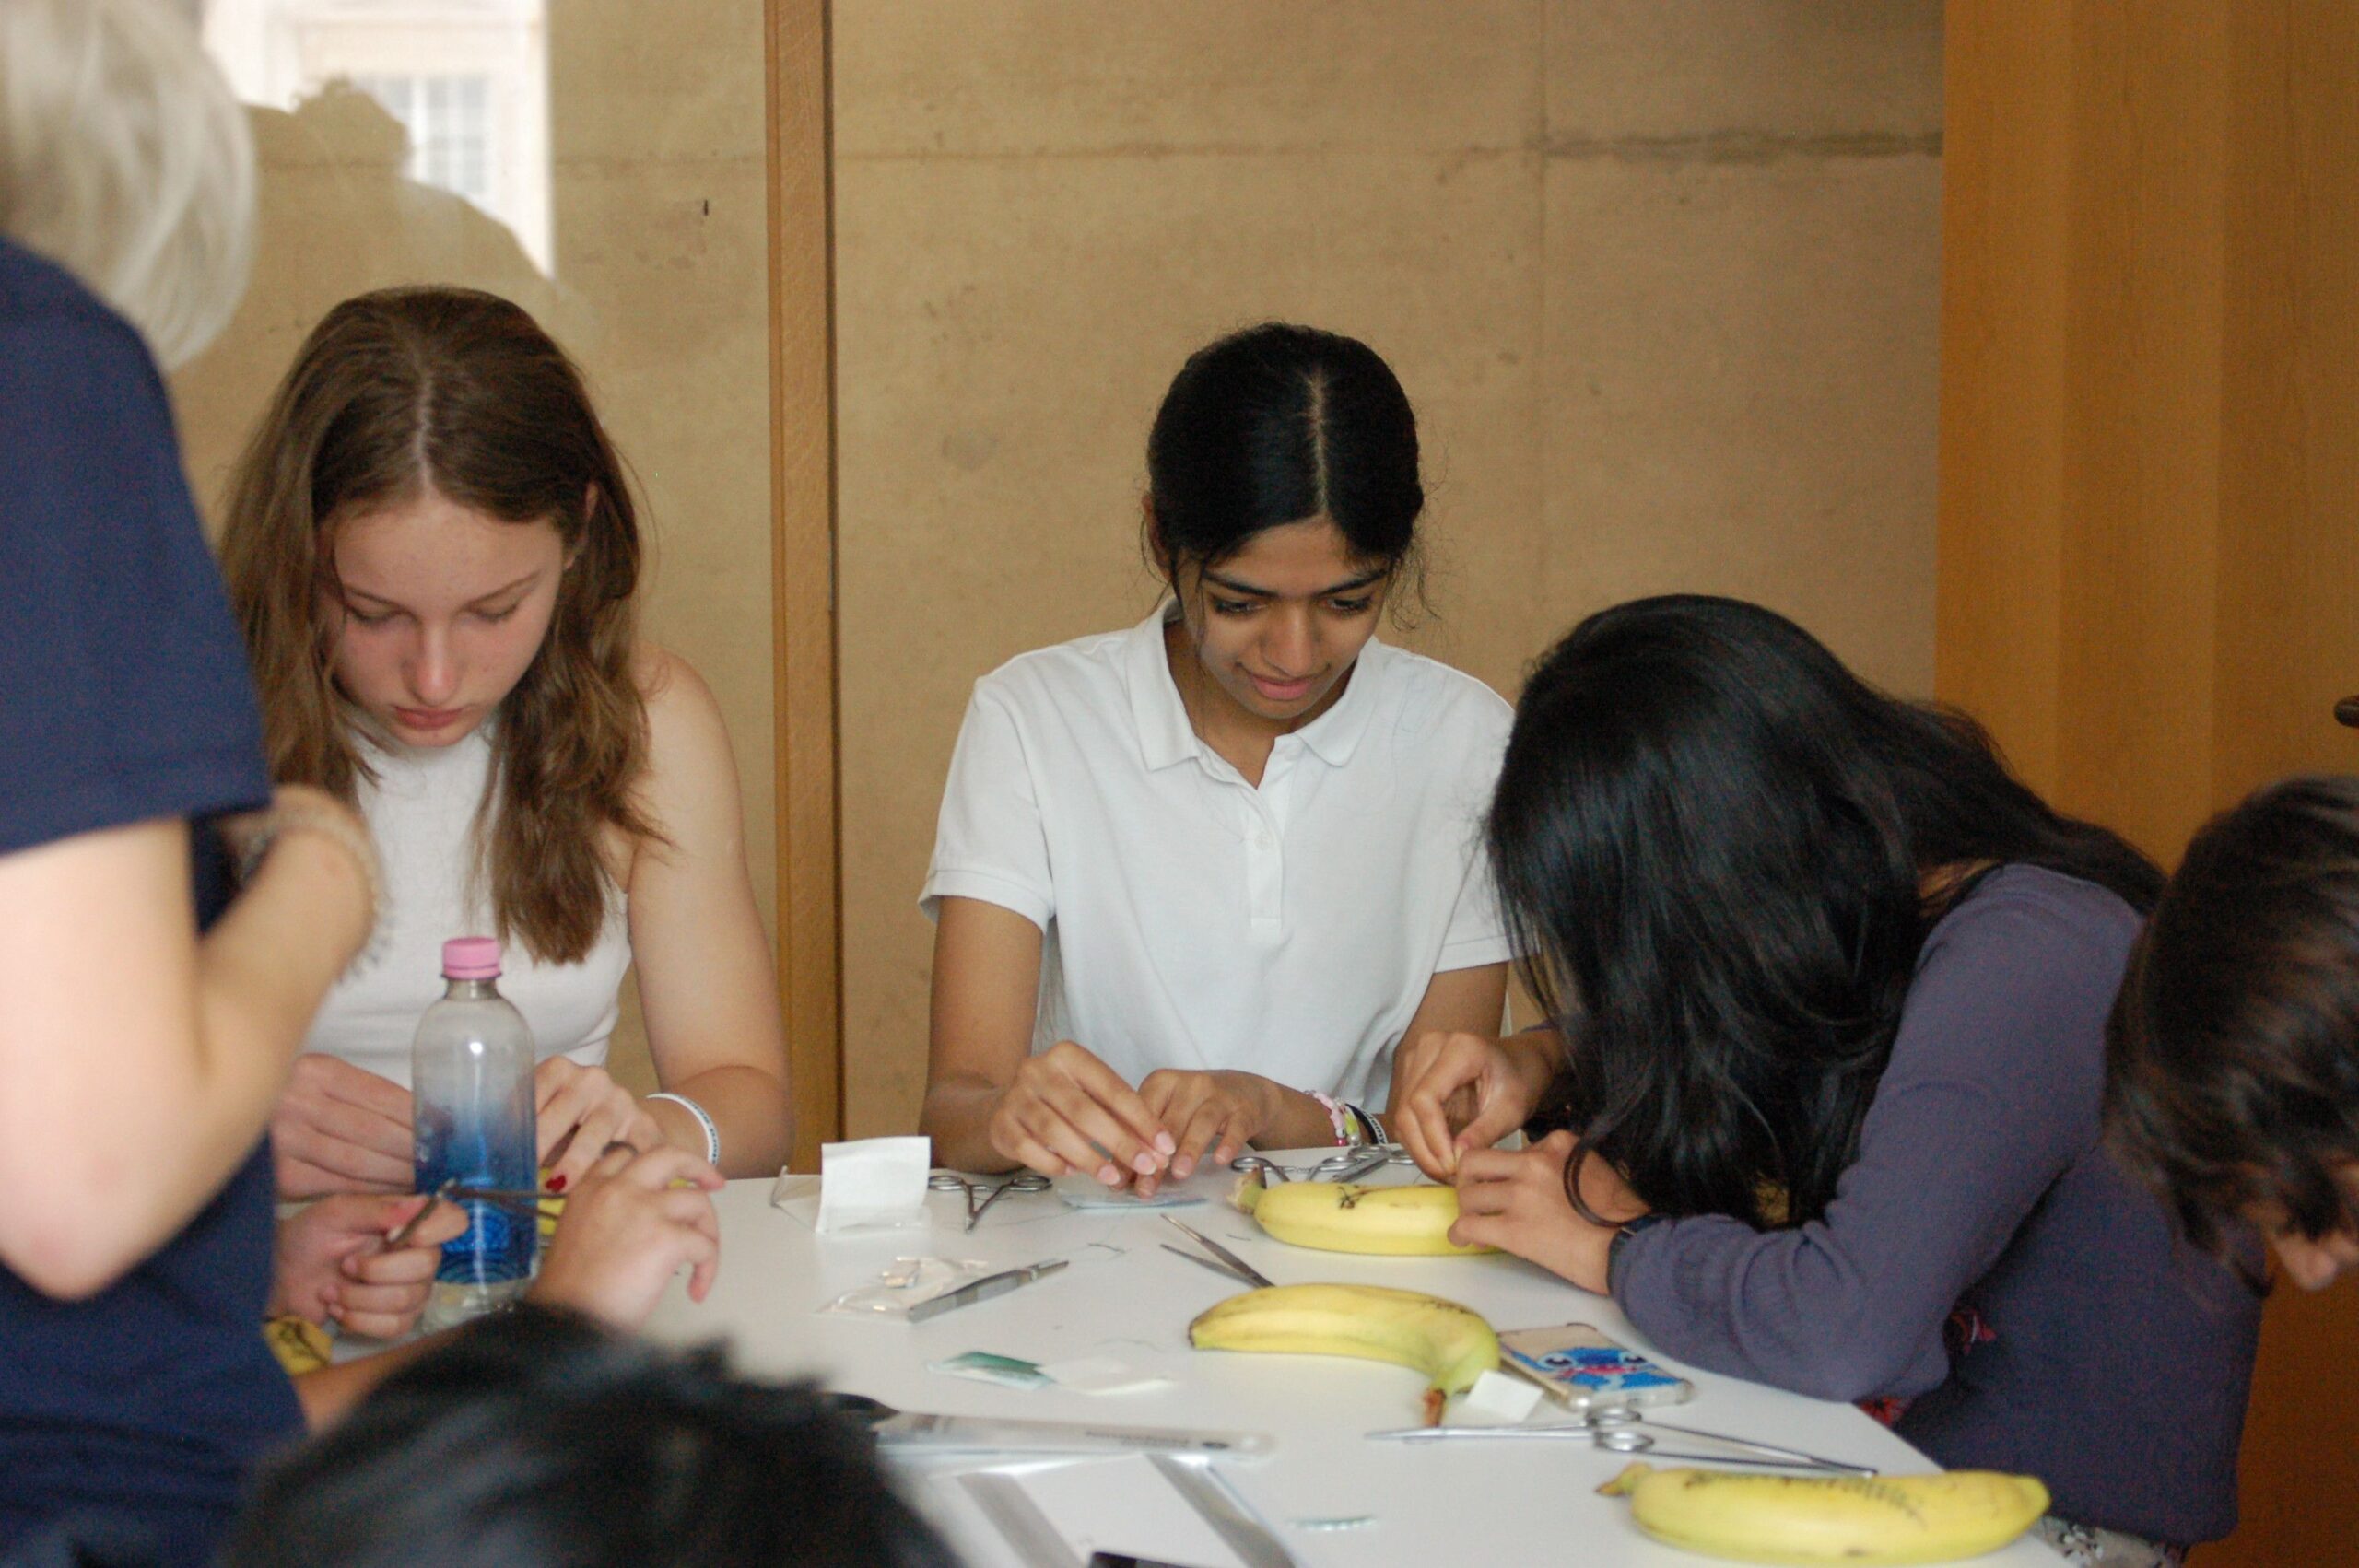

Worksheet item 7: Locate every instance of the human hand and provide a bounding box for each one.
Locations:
[1391,1030,1544,1178]
[987,1040,1174,1188]
[1449,1129,1646,1293]
[272,1192,467,1339]
[527,1144,723,1330]
[1135,1070,1277,1194]
[534,1057,665,1193]
[272,1053,416,1198]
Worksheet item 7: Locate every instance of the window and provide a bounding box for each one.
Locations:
[352,74,494,208]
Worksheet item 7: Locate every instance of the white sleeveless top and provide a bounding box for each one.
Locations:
[302,725,634,1090]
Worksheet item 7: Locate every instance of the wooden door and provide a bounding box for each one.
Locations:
[768,0,842,1169]
[1939,4,2359,1561]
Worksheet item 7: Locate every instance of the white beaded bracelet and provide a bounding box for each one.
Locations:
[646,1092,722,1168]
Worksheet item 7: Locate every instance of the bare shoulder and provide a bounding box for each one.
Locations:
[632,645,734,764]
[620,646,746,869]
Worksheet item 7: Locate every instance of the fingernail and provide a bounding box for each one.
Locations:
[1154,1132,1176,1155]
[1173,1158,1194,1179]
[546,1174,568,1193]
[1132,1151,1160,1176]
[1097,1163,1121,1186]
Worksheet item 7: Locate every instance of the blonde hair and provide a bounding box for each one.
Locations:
[0,0,253,368]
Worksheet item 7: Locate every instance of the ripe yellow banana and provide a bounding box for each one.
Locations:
[264,1316,332,1376]
[1598,1462,2050,1566]
[1189,1282,1499,1422]
[1239,1179,1494,1256]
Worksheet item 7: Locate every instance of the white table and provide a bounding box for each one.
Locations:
[640,1170,2060,1567]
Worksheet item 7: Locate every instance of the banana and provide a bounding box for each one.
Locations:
[1242,1179,1494,1257]
[1189,1282,1499,1422]
[263,1316,332,1376]
[1597,1461,2050,1566]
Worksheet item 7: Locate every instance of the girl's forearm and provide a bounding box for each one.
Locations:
[9,825,370,1296]
[919,1076,1020,1173]
[650,1064,793,1176]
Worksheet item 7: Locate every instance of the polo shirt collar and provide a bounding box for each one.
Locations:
[1122,603,1389,772]
[1124,605,1200,771]
[1290,636,1386,767]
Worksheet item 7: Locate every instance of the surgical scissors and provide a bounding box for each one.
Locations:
[1231,1143,1399,1185]
[1367,1406,1875,1474]
[927,1170,1053,1231]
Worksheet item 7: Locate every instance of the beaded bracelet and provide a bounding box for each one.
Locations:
[1307,1089,1354,1146]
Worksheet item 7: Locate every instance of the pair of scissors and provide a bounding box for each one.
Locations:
[1231,1143,1397,1185]
[1367,1406,1875,1474]
[1158,1214,1276,1289]
[927,1170,1053,1231]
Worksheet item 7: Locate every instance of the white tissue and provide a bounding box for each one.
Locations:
[1456,1369,1546,1425]
[816,1136,933,1234]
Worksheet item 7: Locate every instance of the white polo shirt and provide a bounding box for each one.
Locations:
[921,606,1515,1107]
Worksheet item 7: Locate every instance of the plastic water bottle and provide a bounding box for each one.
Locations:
[413,936,537,1328]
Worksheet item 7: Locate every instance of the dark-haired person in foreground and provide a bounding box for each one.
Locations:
[2107,774,2359,1292]
[223,1306,955,1568]
[921,323,1513,1193]
[1391,596,2259,1568]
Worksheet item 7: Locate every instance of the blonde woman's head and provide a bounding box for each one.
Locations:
[0,0,253,368]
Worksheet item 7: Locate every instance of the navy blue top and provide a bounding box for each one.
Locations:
[0,238,295,1565]
[1611,866,2259,1544]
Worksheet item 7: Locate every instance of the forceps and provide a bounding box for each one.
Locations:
[927,1170,1053,1231]
[1367,1406,1876,1475]
[382,1180,559,1247]
[1159,1214,1276,1289]
[1231,1143,1400,1185]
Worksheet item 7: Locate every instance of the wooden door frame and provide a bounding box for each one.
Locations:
[766,0,841,1170]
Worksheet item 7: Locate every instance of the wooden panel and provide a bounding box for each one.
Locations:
[2203,5,2359,1563]
[2048,2,2226,860]
[1941,4,2359,1559]
[1933,0,2071,792]
[769,0,841,1169]
[1936,2,2225,858]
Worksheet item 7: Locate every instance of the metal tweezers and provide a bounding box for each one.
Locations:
[1160,1214,1275,1289]
[382,1179,557,1247]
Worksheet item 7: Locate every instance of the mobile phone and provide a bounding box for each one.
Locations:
[1496,1322,1695,1411]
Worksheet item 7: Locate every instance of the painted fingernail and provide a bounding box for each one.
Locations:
[1132,1151,1161,1176]
[1154,1132,1176,1155]
[1097,1163,1121,1186]
[546,1174,568,1193]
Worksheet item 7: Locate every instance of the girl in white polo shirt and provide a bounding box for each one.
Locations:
[921,323,1514,1195]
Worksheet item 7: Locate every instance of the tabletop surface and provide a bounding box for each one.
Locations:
[640,1165,2062,1568]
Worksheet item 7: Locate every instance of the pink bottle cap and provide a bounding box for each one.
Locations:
[440,937,502,980]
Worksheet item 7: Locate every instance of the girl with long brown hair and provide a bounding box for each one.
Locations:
[220,286,792,1211]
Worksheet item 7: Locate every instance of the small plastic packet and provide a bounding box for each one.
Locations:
[929,1352,1055,1389]
[816,1257,997,1320]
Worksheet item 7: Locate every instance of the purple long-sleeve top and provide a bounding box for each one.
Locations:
[1608,866,2259,1544]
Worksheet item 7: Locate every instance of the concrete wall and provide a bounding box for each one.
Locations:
[833,2,1947,1134]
